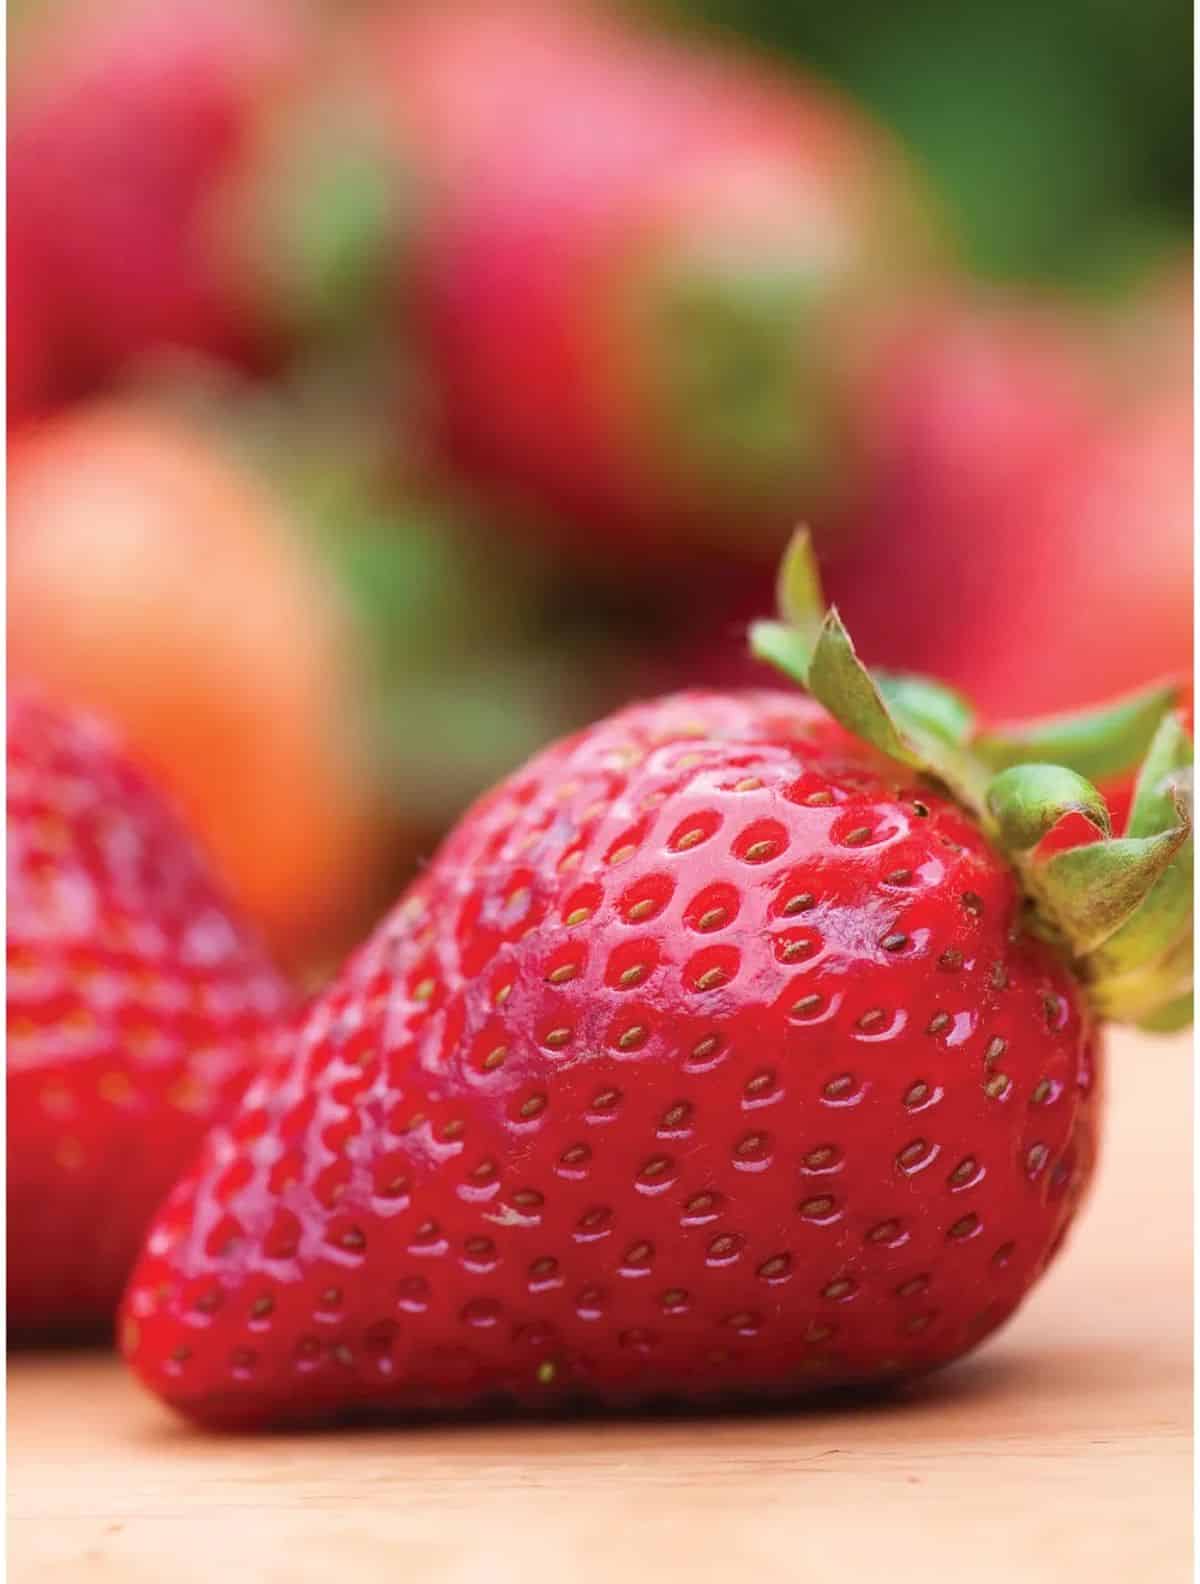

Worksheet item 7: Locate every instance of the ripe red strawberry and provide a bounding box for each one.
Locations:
[8,692,293,1334]
[270,1,945,563]
[7,0,302,407]
[122,536,1190,1426]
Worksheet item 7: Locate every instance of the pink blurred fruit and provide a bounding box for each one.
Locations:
[957,383,1192,717]
[824,295,1105,696]
[8,0,303,411]
[825,290,1190,717]
[336,0,947,562]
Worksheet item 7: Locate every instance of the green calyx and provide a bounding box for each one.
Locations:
[638,245,839,527]
[252,103,409,340]
[750,530,1193,1033]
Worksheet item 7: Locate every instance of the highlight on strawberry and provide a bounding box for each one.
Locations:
[8,692,293,1335]
[119,533,1191,1426]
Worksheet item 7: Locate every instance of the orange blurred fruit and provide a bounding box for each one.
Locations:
[8,400,386,969]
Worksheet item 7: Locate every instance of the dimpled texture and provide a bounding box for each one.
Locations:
[123,690,1100,1425]
[8,692,291,1332]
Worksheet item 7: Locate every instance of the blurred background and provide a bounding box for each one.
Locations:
[8,0,1192,985]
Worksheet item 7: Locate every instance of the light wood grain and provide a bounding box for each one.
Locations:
[8,1030,1192,1584]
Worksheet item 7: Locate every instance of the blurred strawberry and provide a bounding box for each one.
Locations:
[633,293,1102,701]
[8,211,62,426]
[265,0,947,565]
[8,690,293,1332]
[824,288,1190,718]
[7,0,303,409]
[823,292,1107,691]
[413,3,947,561]
[1099,250,1192,397]
[955,381,1192,717]
[7,399,386,971]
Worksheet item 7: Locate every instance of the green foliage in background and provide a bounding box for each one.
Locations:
[651,0,1191,284]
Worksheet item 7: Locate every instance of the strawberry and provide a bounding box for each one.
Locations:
[7,398,387,970]
[824,290,1191,718]
[647,294,1107,702]
[260,1,945,563]
[8,691,292,1334]
[416,5,947,560]
[7,0,302,407]
[823,292,1105,688]
[121,535,1191,1426]
[950,382,1192,718]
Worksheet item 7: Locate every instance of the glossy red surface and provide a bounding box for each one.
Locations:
[124,690,1100,1425]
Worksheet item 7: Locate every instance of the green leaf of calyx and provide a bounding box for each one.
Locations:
[1137,993,1193,1034]
[746,528,1193,1035]
[875,672,975,748]
[1033,822,1189,955]
[975,680,1180,784]
[806,611,994,808]
[806,609,921,770]
[775,524,827,652]
[748,619,813,690]
[985,763,1112,851]
[1125,712,1193,837]
[748,527,826,685]
[1086,770,1192,1022]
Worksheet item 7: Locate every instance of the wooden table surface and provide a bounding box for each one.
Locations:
[9,1029,1192,1584]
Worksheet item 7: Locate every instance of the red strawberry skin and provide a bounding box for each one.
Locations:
[8,0,300,404]
[123,691,1099,1426]
[8,692,292,1334]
